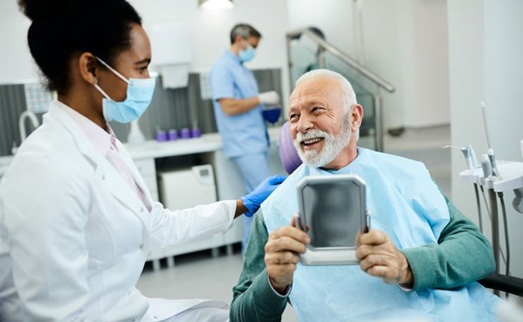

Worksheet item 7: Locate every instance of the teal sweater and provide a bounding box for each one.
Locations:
[230,195,495,322]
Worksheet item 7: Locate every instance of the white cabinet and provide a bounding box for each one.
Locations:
[157,165,223,266]
[127,128,285,270]
[133,157,239,271]
[205,150,245,248]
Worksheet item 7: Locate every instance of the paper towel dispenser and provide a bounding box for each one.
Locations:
[147,22,192,89]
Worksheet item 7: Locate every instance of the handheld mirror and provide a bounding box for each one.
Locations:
[296,175,369,265]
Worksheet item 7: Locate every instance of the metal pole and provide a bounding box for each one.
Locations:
[286,35,294,92]
[488,188,500,275]
[373,93,383,152]
[317,48,326,69]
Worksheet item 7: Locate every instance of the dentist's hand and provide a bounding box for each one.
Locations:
[265,216,310,294]
[355,230,413,287]
[258,91,280,106]
[240,174,286,217]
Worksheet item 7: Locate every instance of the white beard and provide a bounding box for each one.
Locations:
[293,115,352,168]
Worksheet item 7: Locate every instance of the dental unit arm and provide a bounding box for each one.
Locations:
[456,102,523,290]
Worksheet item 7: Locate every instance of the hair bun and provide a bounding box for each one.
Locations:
[18,0,100,22]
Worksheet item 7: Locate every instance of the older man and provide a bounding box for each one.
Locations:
[230,69,500,321]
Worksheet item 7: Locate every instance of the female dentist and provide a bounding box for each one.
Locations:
[0,0,285,321]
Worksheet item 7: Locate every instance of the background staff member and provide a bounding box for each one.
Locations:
[210,23,281,253]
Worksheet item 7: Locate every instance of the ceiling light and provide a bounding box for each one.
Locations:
[199,0,234,10]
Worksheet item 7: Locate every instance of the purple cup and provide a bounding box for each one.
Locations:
[191,127,202,138]
[168,129,178,141]
[156,130,168,142]
[180,128,191,139]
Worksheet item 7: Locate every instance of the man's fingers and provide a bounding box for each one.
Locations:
[358,229,388,245]
[269,226,310,245]
[264,249,301,265]
[355,244,372,260]
[265,236,308,255]
[365,265,398,284]
[359,253,392,271]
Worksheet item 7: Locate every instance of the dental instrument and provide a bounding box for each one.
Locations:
[444,144,484,232]
[481,101,501,179]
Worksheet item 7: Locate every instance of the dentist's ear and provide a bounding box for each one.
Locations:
[78,52,98,85]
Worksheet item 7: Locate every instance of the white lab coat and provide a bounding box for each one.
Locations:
[0,102,235,321]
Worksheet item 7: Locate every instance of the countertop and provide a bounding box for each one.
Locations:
[124,126,282,160]
[0,126,283,176]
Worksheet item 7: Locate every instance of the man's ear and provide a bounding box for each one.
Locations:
[234,34,245,45]
[78,52,98,85]
[351,104,364,130]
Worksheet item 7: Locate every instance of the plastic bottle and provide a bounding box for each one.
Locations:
[127,120,145,144]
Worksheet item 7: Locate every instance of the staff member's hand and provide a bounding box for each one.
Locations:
[355,230,413,288]
[258,90,280,106]
[264,216,310,294]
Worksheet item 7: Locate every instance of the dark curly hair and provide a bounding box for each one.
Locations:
[18,0,142,94]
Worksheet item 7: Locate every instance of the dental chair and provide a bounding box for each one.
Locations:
[482,274,523,322]
[480,274,523,297]
[278,120,523,310]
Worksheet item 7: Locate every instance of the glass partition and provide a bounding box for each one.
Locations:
[287,29,395,151]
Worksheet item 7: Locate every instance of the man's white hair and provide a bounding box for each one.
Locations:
[295,69,358,113]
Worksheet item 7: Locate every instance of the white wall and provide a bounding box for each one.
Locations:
[0,0,290,99]
[287,0,450,131]
[129,0,288,72]
[449,0,523,277]
[287,0,357,54]
[2,0,451,131]
[0,0,36,84]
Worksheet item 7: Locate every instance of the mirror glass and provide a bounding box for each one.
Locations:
[302,181,363,248]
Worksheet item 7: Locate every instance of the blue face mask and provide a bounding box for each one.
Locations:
[239,45,256,63]
[93,57,156,123]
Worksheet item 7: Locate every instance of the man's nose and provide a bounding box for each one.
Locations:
[296,114,314,133]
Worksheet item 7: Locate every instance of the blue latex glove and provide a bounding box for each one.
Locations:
[240,174,287,217]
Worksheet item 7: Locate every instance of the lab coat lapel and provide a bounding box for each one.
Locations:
[46,103,151,227]
[115,140,154,204]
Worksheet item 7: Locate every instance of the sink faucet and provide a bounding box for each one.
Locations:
[19,110,40,142]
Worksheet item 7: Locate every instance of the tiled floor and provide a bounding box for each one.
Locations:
[137,125,452,321]
[137,245,301,321]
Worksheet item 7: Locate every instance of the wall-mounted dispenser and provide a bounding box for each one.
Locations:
[147,22,192,89]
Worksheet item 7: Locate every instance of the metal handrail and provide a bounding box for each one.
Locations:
[286,28,395,93]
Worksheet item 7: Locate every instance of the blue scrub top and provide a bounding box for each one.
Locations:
[209,50,269,158]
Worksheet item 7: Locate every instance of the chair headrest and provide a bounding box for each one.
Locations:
[279,121,302,174]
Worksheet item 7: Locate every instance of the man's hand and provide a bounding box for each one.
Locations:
[264,216,310,294]
[355,230,413,287]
